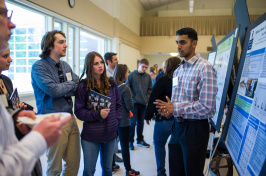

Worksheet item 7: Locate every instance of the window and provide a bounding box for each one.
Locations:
[6,2,46,93]
[68,27,74,69]
[4,2,111,94]
[54,21,62,31]
[79,30,106,74]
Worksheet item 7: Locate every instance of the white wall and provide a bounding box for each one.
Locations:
[90,0,144,35]
[144,54,170,73]
[119,43,141,72]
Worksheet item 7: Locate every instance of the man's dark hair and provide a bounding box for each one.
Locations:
[139,58,149,65]
[39,30,66,58]
[176,27,198,41]
[104,52,117,66]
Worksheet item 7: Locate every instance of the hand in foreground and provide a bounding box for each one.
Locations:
[100,109,110,119]
[18,101,27,109]
[32,115,71,147]
[14,110,36,135]
[154,96,174,117]
[146,120,150,125]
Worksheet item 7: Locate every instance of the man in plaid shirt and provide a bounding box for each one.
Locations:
[155,27,217,176]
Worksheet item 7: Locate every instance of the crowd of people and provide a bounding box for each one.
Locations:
[0,0,218,175]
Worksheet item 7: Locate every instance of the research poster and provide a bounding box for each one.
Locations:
[226,20,266,176]
[212,35,235,125]
[207,51,216,66]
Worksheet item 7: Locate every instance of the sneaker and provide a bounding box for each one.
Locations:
[126,169,140,176]
[114,154,123,162]
[129,142,134,150]
[112,164,120,173]
[136,140,150,148]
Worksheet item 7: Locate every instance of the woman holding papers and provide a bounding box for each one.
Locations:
[75,51,122,176]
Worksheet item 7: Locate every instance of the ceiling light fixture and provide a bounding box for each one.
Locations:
[189,0,194,13]
[170,53,179,56]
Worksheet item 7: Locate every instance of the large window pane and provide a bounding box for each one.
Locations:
[79,30,105,75]
[54,21,62,30]
[68,27,74,69]
[6,2,45,93]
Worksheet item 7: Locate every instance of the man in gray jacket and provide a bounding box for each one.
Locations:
[126,58,152,150]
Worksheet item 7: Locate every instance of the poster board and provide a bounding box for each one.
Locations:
[210,27,239,132]
[225,13,266,176]
[207,51,216,66]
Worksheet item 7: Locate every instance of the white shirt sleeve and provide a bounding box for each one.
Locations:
[0,100,47,176]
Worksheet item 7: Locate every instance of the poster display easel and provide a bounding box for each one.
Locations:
[225,13,266,176]
[210,27,239,133]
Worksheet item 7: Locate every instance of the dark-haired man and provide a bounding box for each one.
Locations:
[31,30,80,176]
[155,27,217,176]
[104,52,119,77]
[126,58,152,150]
[104,52,123,166]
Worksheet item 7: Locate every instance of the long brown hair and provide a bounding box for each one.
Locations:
[113,64,128,86]
[79,51,110,95]
[165,57,181,78]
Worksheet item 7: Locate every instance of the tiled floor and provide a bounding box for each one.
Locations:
[40,119,238,176]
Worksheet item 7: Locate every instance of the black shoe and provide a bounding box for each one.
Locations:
[112,164,120,173]
[129,142,134,150]
[126,169,140,176]
[114,154,123,162]
[157,172,166,176]
[136,140,150,148]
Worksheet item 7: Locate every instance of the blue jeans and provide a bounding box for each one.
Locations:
[153,120,173,174]
[130,103,146,143]
[81,138,115,176]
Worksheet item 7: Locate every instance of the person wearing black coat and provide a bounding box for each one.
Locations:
[145,57,181,176]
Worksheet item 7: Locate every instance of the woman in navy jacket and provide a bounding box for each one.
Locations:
[75,51,122,176]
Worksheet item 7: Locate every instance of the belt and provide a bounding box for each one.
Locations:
[176,117,200,123]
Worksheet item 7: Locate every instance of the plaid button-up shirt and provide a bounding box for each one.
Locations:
[172,53,217,119]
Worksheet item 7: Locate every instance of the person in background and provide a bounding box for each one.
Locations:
[126,58,152,150]
[150,66,157,86]
[154,61,166,85]
[75,51,122,176]
[113,64,140,176]
[104,52,123,168]
[31,30,80,176]
[104,52,119,78]
[145,57,181,176]
[155,27,217,176]
[154,64,158,74]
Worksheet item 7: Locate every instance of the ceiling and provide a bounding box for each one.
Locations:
[138,0,265,11]
[138,0,181,10]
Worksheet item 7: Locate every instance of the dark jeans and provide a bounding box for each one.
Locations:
[129,103,146,143]
[118,126,132,172]
[169,118,209,176]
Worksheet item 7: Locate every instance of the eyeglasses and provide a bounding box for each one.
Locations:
[0,8,13,20]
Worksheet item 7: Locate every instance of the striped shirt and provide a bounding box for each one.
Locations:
[172,53,217,119]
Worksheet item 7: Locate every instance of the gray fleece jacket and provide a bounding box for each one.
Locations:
[126,70,152,106]
[118,83,134,127]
